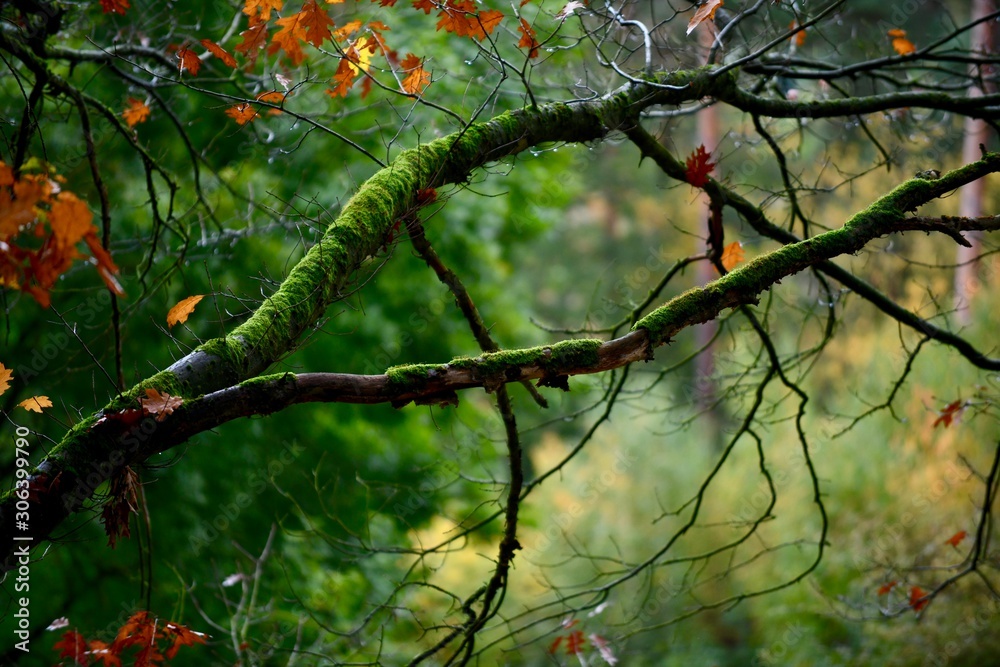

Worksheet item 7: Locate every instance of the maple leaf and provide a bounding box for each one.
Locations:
[200,39,238,68]
[933,399,966,428]
[517,18,540,58]
[908,586,930,612]
[100,0,130,14]
[720,241,744,271]
[944,530,967,547]
[687,0,723,35]
[176,48,201,76]
[167,294,205,327]
[19,395,51,412]
[877,580,898,596]
[555,1,585,20]
[226,103,259,125]
[243,0,283,21]
[0,363,13,397]
[122,98,151,127]
[888,28,916,56]
[140,388,183,421]
[401,53,431,95]
[685,145,715,187]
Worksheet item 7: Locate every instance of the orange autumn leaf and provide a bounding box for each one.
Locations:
[84,234,125,297]
[687,0,723,35]
[877,580,898,596]
[401,53,431,95]
[226,102,259,125]
[0,363,12,396]
[413,0,435,13]
[235,20,269,60]
[122,97,151,127]
[300,0,335,46]
[944,530,967,547]
[789,21,806,47]
[721,242,745,271]
[909,586,929,612]
[177,48,201,75]
[50,191,96,251]
[162,620,208,659]
[334,19,363,41]
[517,18,540,58]
[888,28,916,56]
[685,144,715,187]
[200,39,238,68]
[437,1,504,41]
[328,57,358,97]
[167,294,205,327]
[269,12,308,64]
[139,388,183,421]
[19,395,52,412]
[100,0,130,14]
[256,90,289,115]
[243,0,283,21]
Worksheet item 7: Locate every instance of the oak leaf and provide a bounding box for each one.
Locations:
[140,388,183,421]
[933,399,965,428]
[235,21,269,63]
[687,0,723,35]
[517,18,540,58]
[167,294,204,327]
[243,0,283,21]
[122,98,151,127]
[269,11,308,64]
[19,395,51,412]
[176,48,201,75]
[0,363,11,397]
[413,0,435,13]
[328,57,358,97]
[200,39,238,68]
[300,0,335,46]
[908,586,929,612]
[685,144,715,187]
[401,53,431,95]
[334,19,363,41]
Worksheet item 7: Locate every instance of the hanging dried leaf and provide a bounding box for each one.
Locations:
[167,294,205,327]
[687,0,723,36]
[19,396,52,412]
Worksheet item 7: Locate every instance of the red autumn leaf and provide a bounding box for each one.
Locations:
[167,294,205,327]
[685,144,715,187]
[436,1,504,41]
[945,530,967,547]
[83,234,125,296]
[887,28,916,56]
[933,399,966,428]
[200,39,238,68]
[686,0,723,35]
[565,630,586,655]
[908,586,930,612]
[122,98,151,127]
[548,636,563,654]
[416,187,437,206]
[226,103,259,125]
[413,0,435,13]
[86,639,120,667]
[269,11,308,65]
[401,53,431,95]
[517,18,540,58]
[100,0,130,15]
[162,621,208,659]
[720,241,745,271]
[234,20,269,64]
[100,466,138,549]
[53,630,89,662]
[877,580,898,596]
[300,0,335,47]
[176,48,201,76]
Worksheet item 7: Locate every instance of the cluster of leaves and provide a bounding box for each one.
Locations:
[0,161,123,307]
[51,611,206,666]
[547,617,617,665]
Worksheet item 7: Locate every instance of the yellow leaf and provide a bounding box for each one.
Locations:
[19,396,52,412]
[0,363,12,396]
[167,295,205,328]
[721,241,745,271]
